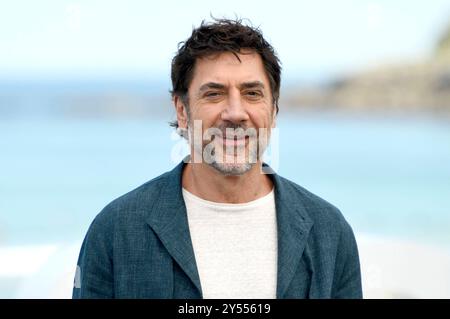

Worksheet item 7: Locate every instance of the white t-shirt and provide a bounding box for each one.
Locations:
[182,187,278,299]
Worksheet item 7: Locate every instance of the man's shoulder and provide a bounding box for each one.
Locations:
[275,174,348,227]
[93,168,174,225]
[276,174,357,251]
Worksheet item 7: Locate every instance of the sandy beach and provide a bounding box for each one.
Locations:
[357,234,450,298]
[1,234,449,299]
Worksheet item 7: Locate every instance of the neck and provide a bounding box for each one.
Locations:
[182,160,273,204]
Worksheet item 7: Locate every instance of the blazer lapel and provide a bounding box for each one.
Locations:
[144,160,203,297]
[271,171,314,298]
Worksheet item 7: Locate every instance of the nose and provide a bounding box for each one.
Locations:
[220,90,250,124]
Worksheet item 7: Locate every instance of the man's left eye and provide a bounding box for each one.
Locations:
[246,91,262,97]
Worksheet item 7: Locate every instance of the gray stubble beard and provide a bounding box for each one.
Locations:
[188,121,270,176]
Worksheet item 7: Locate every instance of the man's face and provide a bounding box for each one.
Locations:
[177,50,276,175]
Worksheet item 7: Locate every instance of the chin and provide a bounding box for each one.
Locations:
[209,161,254,176]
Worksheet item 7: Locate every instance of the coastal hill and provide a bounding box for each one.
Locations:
[284,22,450,115]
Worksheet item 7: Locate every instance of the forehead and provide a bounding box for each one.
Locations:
[189,51,270,90]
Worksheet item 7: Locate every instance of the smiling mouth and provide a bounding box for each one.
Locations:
[217,136,249,147]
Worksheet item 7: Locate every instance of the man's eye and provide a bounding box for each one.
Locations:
[245,91,262,98]
[205,92,221,98]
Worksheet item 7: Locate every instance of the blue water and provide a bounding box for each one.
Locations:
[1,113,449,250]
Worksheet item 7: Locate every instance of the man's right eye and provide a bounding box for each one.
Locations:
[205,92,221,98]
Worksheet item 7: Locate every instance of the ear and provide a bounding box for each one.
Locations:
[174,96,188,129]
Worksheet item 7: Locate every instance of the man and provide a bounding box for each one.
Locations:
[73,18,362,299]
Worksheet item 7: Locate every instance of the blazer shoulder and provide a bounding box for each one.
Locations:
[276,175,358,261]
[276,175,349,227]
[94,170,172,223]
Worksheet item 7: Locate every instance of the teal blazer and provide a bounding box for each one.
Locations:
[72,160,362,298]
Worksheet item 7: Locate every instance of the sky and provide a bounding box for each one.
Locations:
[1,0,450,82]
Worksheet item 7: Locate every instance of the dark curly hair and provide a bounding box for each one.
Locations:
[169,18,282,129]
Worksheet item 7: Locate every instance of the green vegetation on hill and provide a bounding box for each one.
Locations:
[436,23,450,59]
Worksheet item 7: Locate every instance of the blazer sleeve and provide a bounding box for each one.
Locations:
[332,219,363,299]
[72,210,114,299]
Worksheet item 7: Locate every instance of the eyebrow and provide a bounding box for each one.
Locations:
[239,81,265,90]
[198,82,226,92]
[198,81,266,93]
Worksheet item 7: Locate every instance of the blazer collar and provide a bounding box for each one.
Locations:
[145,158,314,299]
[144,158,202,296]
[269,164,314,298]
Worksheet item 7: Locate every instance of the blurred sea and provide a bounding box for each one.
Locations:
[1,110,449,251]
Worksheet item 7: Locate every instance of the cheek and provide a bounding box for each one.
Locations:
[188,107,221,133]
[195,106,224,124]
[248,109,273,128]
